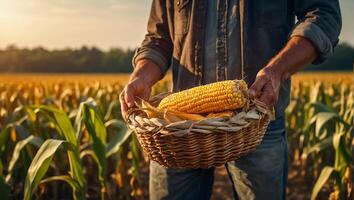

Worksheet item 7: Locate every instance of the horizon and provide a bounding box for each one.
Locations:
[1,41,353,51]
[0,0,353,50]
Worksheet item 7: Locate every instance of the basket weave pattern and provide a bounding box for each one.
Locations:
[127,97,271,169]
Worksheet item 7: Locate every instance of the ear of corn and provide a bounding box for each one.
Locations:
[157,80,248,114]
[140,99,206,121]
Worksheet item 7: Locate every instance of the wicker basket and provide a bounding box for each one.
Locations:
[126,94,271,169]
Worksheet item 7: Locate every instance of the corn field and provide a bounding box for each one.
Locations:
[0,73,352,200]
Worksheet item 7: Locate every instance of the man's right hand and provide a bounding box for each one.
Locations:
[120,77,152,118]
[119,59,162,119]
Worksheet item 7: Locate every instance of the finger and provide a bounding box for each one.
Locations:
[259,95,275,109]
[119,91,129,118]
[249,75,268,98]
[124,85,136,108]
[259,85,276,109]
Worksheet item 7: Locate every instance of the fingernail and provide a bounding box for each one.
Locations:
[127,102,133,107]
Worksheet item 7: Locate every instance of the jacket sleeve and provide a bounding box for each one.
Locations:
[132,0,173,76]
[290,0,342,64]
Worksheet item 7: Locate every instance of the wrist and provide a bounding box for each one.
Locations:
[263,63,286,82]
[132,59,162,87]
[265,59,290,82]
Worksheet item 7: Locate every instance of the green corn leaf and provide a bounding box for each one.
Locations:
[312,112,338,137]
[74,103,84,139]
[104,101,119,121]
[68,109,78,119]
[308,102,335,113]
[24,139,66,200]
[285,101,296,114]
[301,136,333,159]
[83,103,107,142]
[34,106,78,146]
[82,102,107,192]
[323,93,333,109]
[26,106,86,194]
[80,149,97,160]
[105,119,132,157]
[40,175,81,193]
[79,149,105,191]
[24,107,37,122]
[5,135,43,183]
[333,131,352,168]
[24,139,85,200]
[311,166,334,200]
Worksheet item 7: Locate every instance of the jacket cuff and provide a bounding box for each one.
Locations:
[132,47,170,76]
[290,21,333,64]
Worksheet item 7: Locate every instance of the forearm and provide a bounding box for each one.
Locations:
[265,36,318,80]
[249,0,340,109]
[130,59,162,87]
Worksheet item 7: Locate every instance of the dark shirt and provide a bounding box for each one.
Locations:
[133,0,342,117]
[203,0,242,84]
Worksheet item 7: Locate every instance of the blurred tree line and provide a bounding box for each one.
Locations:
[0,46,134,73]
[0,43,352,73]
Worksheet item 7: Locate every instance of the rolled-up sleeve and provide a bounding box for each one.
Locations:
[290,0,342,64]
[132,0,173,76]
[133,47,170,75]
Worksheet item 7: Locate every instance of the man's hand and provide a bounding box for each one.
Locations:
[120,77,152,117]
[249,36,317,109]
[249,67,282,109]
[119,59,162,119]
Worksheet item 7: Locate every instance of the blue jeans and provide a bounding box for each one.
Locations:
[149,116,288,200]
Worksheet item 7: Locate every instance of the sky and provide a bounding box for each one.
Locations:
[0,0,353,50]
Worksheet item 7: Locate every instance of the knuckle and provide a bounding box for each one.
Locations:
[255,75,264,83]
[257,71,268,79]
[256,69,265,76]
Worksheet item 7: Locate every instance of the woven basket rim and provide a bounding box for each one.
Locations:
[126,93,274,137]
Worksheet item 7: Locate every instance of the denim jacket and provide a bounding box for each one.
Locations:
[133,0,341,117]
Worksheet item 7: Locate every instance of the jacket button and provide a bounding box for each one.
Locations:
[177,1,180,6]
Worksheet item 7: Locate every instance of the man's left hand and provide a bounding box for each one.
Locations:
[248,66,282,109]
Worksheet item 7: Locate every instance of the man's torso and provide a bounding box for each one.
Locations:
[163,0,294,117]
